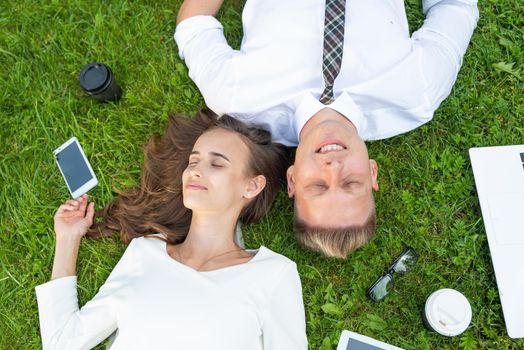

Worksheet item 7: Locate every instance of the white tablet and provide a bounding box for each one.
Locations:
[337,330,404,350]
[54,137,98,199]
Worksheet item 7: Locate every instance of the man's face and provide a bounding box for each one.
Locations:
[287,109,379,227]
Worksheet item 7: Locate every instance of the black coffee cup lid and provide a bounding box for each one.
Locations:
[79,63,111,92]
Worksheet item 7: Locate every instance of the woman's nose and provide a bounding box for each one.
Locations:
[189,166,202,178]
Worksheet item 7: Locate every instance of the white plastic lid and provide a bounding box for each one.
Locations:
[424,288,472,336]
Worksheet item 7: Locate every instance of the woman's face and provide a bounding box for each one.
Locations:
[182,128,253,214]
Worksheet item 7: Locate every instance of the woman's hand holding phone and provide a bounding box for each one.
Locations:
[54,194,95,242]
[51,194,95,280]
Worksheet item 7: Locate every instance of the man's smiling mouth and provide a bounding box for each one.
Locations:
[316,143,346,153]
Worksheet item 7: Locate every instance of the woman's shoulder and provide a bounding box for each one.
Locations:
[256,246,294,263]
[126,233,167,255]
[250,247,301,301]
[252,246,298,275]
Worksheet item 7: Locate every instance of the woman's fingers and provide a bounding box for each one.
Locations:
[85,202,95,226]
[56,203,76,215]
[65,199,78,207]
[77,194,88,213]
[56,195,89,217]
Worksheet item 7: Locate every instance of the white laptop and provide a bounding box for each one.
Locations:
[336,330,404,350]
[469,145,524,339]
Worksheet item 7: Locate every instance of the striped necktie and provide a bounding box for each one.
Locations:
[319,0,346,104]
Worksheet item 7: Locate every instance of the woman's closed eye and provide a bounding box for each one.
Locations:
[188,159,225,168]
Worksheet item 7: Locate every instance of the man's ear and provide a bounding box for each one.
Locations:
[286,166,296,198]
[244,175,266,199]
[369,159,379,191]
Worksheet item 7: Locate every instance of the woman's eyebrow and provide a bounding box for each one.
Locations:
[210,152,231,162]
[190,151,231,163]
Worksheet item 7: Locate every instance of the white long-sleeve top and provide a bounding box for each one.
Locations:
[174,0,479,146]
[35,236,307,350]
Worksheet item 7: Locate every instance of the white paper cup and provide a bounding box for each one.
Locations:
[422,288,472,336]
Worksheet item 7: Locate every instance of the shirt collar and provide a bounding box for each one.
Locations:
[294,91,365,139]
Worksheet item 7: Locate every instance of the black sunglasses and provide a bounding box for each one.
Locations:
[366,247,418,302]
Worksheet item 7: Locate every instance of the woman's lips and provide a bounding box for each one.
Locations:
[186,182,208,190]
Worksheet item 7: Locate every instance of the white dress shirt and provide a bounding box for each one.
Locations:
[35,236,307,350]
[175,0,478,146]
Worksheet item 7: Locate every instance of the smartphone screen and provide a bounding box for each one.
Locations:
[56,141,94,193]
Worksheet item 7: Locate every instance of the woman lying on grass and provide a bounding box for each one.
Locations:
[36,110,308,350]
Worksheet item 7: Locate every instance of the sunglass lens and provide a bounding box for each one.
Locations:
[368,274,393,302]
[392,248,418,273]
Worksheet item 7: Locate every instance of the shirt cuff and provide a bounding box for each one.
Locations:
[174,15,224,60]
[36,276,79,337]
[422,0,478,14]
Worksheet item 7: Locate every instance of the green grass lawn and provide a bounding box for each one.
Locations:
[1,0,523,349]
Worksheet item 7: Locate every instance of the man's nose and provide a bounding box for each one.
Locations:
[323,158,342,167]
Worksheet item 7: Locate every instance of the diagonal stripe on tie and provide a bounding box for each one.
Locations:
[320,0,346,104]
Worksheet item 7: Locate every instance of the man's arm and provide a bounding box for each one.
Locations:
[413,0,479,109]
[174,0,238,115]
[177,0,225,24]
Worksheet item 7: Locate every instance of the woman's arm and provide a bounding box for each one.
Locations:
[36,195,126,349]
[51,195,94,279]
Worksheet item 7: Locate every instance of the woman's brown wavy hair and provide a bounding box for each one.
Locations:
[87,110,288,245]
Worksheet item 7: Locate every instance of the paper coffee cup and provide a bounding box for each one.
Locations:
[79,62,122,102]
[422,288,472,336]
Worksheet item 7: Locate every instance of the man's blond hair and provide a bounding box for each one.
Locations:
[293,198,376,258]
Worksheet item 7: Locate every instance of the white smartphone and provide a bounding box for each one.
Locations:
[54,137,98,199]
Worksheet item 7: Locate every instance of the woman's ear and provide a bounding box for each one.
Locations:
[244,175,266,199]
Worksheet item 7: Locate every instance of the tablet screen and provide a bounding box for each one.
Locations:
[56,141,93,192]
[346,338,385,350]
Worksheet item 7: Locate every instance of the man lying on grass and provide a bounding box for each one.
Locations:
[174,0,479,257]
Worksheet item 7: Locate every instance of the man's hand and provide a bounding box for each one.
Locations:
[177,0,225,24]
